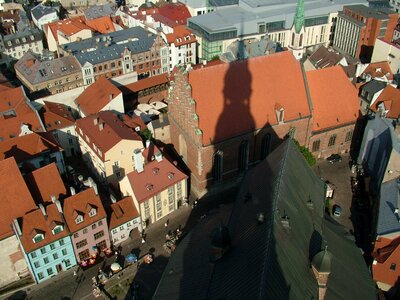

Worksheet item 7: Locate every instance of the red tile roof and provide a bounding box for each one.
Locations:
[0,86,45,141]
[122,115,146,131]
[0,132,62,164]
[85,16,115,34]
[24,163,67,204]
[45,16,91,42]
[370,85,400,119]
[109,196,139,230]
[62,188,107,233]
[156,3,191,27]
[306,66,360,132]
[166,25,196,46]
[372,236,400,288]
[41,101,75,130]
[362,62,393,81]
[0,157,37,239]
[125,150,188,203]
[75,76,121,116]
[0,112,45,141]
[75,111,142,159]
[0,86,26,113]
[18,203,68,253]
[124,74,168,93]
[187,52,311,145]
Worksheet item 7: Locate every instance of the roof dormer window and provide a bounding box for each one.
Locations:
[88,208,97,217]
[33,233,44,243]
[146,184,153,191]
[52,225,63,235]
[168,172,174,179]
[75,215,83,224]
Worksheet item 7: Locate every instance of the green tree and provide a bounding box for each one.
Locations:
[140,128,152,141]
[293,139,316,166]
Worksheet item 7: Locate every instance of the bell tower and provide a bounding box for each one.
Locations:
[289,0,305,60]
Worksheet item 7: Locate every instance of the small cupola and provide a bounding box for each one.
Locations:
[210,225,231,262]
[311,246,332,300]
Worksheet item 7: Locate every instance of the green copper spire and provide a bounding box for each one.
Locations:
[293,0,305,34]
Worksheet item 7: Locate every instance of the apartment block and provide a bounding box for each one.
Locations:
[0,28,43,67]
[59,27,169,85]
[75,111,144,188]
[15,51,84,95]
[333,5,398,61]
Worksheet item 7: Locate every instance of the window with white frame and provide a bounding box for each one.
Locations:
[88,208,97,217]
[75,215,83,224]
[177,182,182,200]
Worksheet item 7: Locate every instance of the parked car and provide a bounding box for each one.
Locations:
[326,154,342,164]
[333,204,342,217]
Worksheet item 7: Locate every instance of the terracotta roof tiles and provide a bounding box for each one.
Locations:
[122,115,146,131]
[24,163,67,204]
[166,25,196,46]
[126,151,188,203]
[188,52,311,145]
[0,157,37,239]
[156,3,191,27]
[372,236,400,288]
[18,203,68,253]
[62,188,107,233]
[85,16,115,34]
[0,132,62,164]
[75,111,142,158]
[46,16,91,42]
[370,85,400,119]
[124,74,168,93]
[306,66,360,132]
[109,196,139,230]
[363,61,393,81]
[41,101,75,130]
[75,76,121,116]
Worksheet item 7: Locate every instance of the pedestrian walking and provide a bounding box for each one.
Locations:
[73,270,77,277]
[164,219,169,228]
[141,237,146,243]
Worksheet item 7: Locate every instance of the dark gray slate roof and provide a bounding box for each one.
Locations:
[61,27,157,65]
[14,51,81,85]
[3,28,42,50]
[84,3,117,20]
[361,79,387,98]
[309,45,344,69]
[377,178,400,236]
[31,3,59,21]
[153,139,376,300]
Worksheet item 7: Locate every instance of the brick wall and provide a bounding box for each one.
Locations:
[308,123,355,159]
[168,67,313,195]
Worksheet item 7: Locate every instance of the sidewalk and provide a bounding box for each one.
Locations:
[1,188,236,300]
[1,205,192,300]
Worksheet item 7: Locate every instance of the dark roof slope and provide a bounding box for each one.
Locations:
[377,178,400,236]
[153,139,376,300]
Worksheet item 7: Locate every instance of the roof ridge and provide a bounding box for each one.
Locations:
[259,139,291,299]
